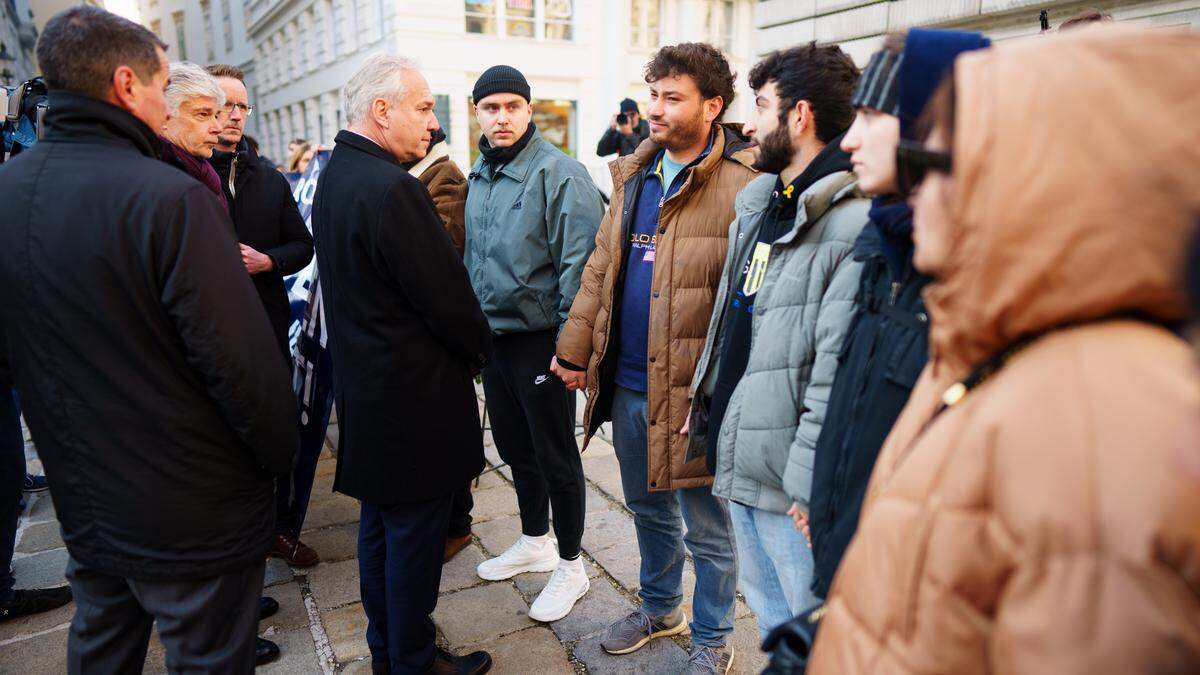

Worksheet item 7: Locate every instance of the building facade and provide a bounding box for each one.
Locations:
[235,0,756,188]
[1,0,38,85]
[755,0,1200,64]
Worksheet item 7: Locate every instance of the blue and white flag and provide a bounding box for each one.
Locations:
[286,151,335,450]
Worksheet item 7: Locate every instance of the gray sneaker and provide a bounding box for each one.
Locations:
[599,607,688,655]
[685,644,734,674]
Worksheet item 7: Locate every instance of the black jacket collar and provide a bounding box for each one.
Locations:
[42,91,162,158]
[334,129,399,166]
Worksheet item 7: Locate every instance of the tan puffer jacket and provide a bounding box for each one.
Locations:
[556,124,756,491]
[810,26,1200,674]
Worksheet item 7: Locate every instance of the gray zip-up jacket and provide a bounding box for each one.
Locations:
[465,129,605,335]
[690,171,868,513]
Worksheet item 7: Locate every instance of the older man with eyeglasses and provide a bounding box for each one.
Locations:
[204,64,319,572]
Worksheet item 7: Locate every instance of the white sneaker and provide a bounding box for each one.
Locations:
[476,534,559,581]
[528,557,590,622]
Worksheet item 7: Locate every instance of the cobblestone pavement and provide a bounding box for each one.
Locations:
[2,388,767,674]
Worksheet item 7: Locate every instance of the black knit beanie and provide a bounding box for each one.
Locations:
[473,65,531,103]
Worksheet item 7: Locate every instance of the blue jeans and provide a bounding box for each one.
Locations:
[729,501,819,640]
[610,386,737,647]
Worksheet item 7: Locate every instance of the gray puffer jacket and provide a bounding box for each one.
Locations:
[690,171,868,514]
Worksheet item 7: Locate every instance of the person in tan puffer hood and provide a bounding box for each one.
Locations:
[807,25,1200,674]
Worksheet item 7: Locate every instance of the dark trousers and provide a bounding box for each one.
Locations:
[481,329,584,559]
[358,494,452,674]
[0,388,24,603]
[275,350,326,540]
[448,483,473,539]
[65,558,264,675]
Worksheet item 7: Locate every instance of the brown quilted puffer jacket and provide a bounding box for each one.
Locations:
[556,123,755,491]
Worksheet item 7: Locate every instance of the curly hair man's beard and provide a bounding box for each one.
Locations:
[649,107,709,153]
[752,123,794,175]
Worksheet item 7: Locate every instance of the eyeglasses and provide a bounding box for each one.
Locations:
[896,139,952,197]
[217,102,255,118]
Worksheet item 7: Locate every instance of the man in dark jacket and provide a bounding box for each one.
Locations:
[466,66,603,623]
[313,54,494,675]
[206,63,320,569]
[0,7,297,672]
[596,98,650,157]
[807,28,989,600]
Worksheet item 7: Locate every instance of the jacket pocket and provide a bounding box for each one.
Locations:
[883,327,927,391]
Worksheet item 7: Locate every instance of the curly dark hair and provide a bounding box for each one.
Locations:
[643,42,737,121]
[748,42,859,144]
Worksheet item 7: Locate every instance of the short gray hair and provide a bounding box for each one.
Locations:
[343,54,419,126]
[165,61,225,114]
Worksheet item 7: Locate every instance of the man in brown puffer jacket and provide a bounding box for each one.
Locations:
[552,43,756,672]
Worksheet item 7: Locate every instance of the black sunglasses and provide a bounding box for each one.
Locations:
[896,139,952,197]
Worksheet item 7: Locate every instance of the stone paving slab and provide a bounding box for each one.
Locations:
[11,547,68,590]
[3,624,69,674]
[582,453,625,503]
[729,616,768,675]
[262,580,311,633]
[471,513,522,556]
[302,492,361,531]
[301,521,359,564]
[572,631,689,674]
[15,521,63,554]
[580,509,637,554]
[588,539,643,593]
[432,583,534,647]
[323,602,371,664]
[257,626,324,674]
[264,557,295,588]
[469,485,522,524]
[21,493,56,525]
[308,557,361,609]
[467,626,574,674]
[439,545,488,594]
[546,578,633,643]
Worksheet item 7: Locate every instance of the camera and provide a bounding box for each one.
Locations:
[615,112,628,126]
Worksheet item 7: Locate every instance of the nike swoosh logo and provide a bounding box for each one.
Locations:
[534,375,549,385]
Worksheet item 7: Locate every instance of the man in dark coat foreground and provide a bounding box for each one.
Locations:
[0,7,297,673]
[312,54,493,675]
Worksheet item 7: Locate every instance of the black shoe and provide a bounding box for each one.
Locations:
[0,586,73,622]
[423,647,492,674]
[255,637,280,666]
[259,596,279,621]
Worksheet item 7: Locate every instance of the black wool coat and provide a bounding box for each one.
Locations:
[210,141,313,359]
[0,92,298,581]
[313,131,493,505]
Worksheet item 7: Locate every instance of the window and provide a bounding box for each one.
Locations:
[465,0,496,34]
[434,94,452,145]
[506,0,534,38]
[172,11,186,60]
[544,0,573,41]
[467,97,575,164]
[221,0,233,52]
[705,0,735,53]
[200,0,214,61]
[630,0,661,48]
[466,0,572,40]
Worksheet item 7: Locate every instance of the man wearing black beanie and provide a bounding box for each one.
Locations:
[465,65,604,624]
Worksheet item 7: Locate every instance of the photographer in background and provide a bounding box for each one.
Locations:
[596,98,648,157]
